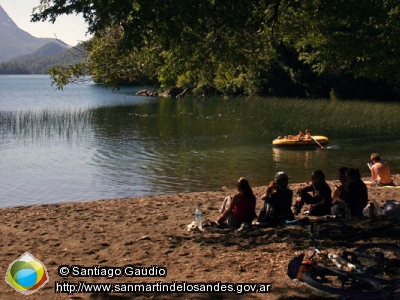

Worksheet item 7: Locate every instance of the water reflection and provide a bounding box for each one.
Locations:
[2,93,400,207]
[271,147,333,183]
[272,148,315,170]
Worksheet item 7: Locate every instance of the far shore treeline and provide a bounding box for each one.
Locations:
[15,1,400,100]
[0,43,84,75]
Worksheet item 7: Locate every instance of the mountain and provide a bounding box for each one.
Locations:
[0,42,85,74]
[0,5,67,62]
[8,42,72,62]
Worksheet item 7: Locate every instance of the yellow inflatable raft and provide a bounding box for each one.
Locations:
[272,135,330,149]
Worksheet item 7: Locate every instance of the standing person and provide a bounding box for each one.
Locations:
[343,168,368,217]
[294,170,332,216]
[216,177,256,228]
[367,153,393,186]
[257,172,294,227]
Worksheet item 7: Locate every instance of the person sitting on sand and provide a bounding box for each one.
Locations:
[342,168,368,217]
[366,153,393,186]
[331,167,368,217]
[257,172,294,227]
[332,167,348,203]
[293,170,332,216]
[331,167,348,217]
[216,177,257,228]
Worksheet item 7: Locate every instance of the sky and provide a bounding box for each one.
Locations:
[0,0,91,46]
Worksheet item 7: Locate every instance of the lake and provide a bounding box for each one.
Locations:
[1,75,400,208]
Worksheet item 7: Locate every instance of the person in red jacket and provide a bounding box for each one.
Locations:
[216,177,256,228]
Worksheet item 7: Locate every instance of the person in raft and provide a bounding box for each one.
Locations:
[257,172,294,227]
[216,177,257,228]
[297,130,304,140]
[366,153,393,186]
[304,129,312,139]
[293,170,332,216]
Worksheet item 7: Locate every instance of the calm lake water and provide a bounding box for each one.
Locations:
[1,75,400,208]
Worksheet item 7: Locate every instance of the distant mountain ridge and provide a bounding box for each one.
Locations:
[0,5,67,62]
[0,42,85,74]
[8,42,70,62]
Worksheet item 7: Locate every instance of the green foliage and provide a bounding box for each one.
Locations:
[31,0,400,99]
[279,0,400,81]
[48,63,88,90]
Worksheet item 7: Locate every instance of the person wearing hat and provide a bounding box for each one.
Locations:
[294,170,332,216]
[257,171,294,226]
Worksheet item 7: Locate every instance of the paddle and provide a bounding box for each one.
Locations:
[310,136,326,149]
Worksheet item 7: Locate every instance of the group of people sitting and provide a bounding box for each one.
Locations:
[297,129,312,141]
[215,152,393,229]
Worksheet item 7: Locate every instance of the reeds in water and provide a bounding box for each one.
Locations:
[0,108,94,145]
[229,97,400,138]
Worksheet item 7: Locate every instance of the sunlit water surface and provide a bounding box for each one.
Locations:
[1,75,400,208]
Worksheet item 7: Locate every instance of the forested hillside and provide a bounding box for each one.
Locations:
[31,0,400,100]
[0,43,85,74]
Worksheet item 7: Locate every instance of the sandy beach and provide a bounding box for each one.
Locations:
[1,175,400,299]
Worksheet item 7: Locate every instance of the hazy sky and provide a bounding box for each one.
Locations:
[0,0,91,46]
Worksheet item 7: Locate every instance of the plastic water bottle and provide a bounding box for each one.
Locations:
[195,205,203,229]
[345,205,351,219]
[368,201,375,219]
[236,222,249,232]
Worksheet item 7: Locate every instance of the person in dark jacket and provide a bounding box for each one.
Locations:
[294,170,332,216]
[257,172,294,226]
[331,167,348,217]
[342,168,368,217]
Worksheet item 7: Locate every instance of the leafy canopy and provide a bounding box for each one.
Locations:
[32,0,400,96]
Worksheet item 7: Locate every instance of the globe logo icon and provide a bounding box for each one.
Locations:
[5,252,49,294]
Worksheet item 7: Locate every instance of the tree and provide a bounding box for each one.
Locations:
[32,0,283,93]
[278,0,400,82]
[32,0,400,98]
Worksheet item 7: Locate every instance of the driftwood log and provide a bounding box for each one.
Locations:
[135,89,158,97]
[135,87,186,98]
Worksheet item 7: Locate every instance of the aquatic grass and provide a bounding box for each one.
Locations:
[312,100,400,135]
[132,96,400,142]
[231,97,400,139]
[2,97,400,147]
[0,108,94,145]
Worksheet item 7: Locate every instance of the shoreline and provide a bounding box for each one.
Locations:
[1,174,399,211]
[1,176,400,299]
